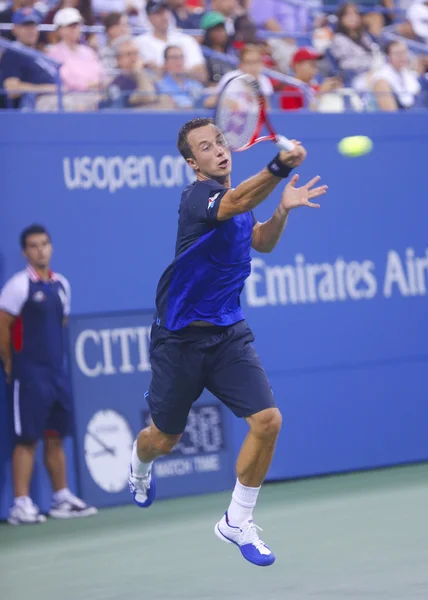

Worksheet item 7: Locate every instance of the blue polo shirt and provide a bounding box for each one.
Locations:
[0,47,56,86]
[0,266,71,377]
[155,179,256,330]
[156,74,204,109]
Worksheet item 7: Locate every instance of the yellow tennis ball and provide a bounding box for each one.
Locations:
[338,135,373,157]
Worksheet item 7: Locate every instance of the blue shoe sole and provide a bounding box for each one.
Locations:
[215,523,275,567]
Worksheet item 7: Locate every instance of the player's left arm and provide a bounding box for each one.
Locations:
[251,174,328,253]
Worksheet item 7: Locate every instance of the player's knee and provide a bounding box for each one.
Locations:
[15,439,38,450]
[44,435,62,449]
[153,432,181,455]
[250,408,282,440]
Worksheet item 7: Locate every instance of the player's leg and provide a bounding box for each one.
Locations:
[46,375,97,519]
[44,434,67,492]
[129,323,205,508]
[206,320,279,566]
[8,378,47,525]
[12,442,37,497]
[233,405,282,496]
[129,421,182,507]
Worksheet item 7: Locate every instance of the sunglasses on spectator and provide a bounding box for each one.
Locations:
[167,54,184,60]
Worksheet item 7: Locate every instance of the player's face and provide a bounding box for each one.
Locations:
[23,234,53,269]
[186,124,232,180]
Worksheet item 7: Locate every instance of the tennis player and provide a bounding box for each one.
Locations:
[129,117,327,566]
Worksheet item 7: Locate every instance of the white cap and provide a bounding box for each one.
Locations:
[53,7,83,28]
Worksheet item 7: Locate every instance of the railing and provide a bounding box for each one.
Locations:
[382,24,428,55]
[0,22,312,41]
[0,36,63,109]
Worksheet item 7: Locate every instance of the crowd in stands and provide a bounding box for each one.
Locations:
[0,0,427,111]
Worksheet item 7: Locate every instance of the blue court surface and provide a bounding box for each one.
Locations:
[1,464,427,600]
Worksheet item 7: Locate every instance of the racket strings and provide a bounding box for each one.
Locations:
[216,77,261,152]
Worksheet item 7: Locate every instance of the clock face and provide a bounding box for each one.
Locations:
[84,409,134,493]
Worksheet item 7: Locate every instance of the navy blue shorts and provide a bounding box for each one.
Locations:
[148,319,276,435]
[10,370,73,443]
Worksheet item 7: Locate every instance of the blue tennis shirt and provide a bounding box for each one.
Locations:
[155,179,256,330]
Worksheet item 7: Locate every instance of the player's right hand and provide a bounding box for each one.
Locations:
[279,141,307,168]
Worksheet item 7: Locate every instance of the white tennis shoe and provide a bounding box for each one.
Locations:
[8,497,47,526]
[215,512,275,566]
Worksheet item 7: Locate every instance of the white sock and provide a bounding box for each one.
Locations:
[227,479,261,526]
[15,496,31,508]
[53,488,70,503]
[131,441,152,477]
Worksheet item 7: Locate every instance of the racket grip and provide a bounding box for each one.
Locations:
[275,135,295,152]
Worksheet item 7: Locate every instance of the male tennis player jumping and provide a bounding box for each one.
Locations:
[129,117,327,567]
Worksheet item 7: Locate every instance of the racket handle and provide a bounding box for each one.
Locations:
[275,135,295,152]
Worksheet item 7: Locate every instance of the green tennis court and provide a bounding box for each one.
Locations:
[1,464,427,600]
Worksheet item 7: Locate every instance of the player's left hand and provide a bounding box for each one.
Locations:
[280,174,328,211]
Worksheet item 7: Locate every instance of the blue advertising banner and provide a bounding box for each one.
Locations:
[1,112,427,521]
[67,310,235,507]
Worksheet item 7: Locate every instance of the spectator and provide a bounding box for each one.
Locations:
[99,12,130,71]
[102,35,158,108]
[0,8,58,108]
[210,0,244,36]
[165,0,204,29]
[249,0,310,36]
[44,0,94,28]
[218,44,273,96]
[209,0,257,44]
[134,0,206,82]
[91,0,149,28]
[280,47,342,111]
[324,1,394,37]
[406,0,428,43]
[206,44,273,107]
[0,0,41,41]
[249,0,311,75]
[200,11,235,86]
[371,40,421,110]
[329,2,384,90]
[360,0,394,36]
[156,44,204,107]
[42,0,95,47]
[46,8,104,93]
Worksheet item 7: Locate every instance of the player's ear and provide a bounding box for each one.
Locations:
[186,157,198,172]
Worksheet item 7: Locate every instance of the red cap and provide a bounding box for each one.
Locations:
[292,47,322,65]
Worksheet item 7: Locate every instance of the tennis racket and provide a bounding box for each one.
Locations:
[215,74,295,153]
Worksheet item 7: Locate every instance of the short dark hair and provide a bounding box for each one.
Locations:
[177,117,215,159]
[20,224,50,250]
[164,45,182,61]
[384,40,402,56]
[103,12,123,31]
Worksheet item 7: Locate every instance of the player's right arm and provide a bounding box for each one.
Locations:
[217,143,307,221]
[0,311,15,382]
